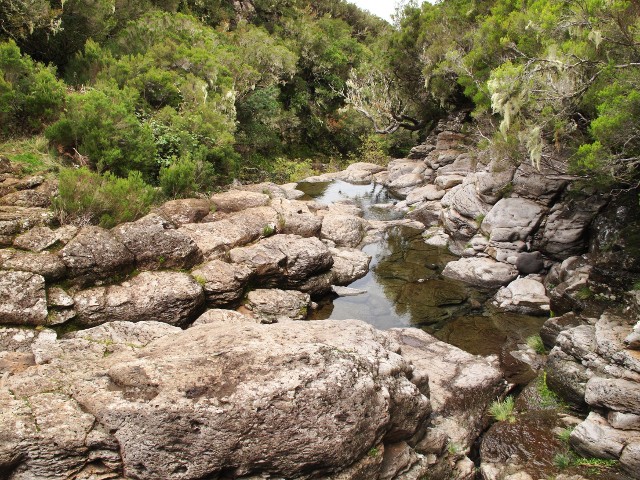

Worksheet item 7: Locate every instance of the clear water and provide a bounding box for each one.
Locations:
[298,180,546,377]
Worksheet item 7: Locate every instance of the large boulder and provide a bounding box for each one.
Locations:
[585,377,640,415]
[0,320,431,479]
[230,234,333,287]
[245,288,311,322]
[156,198,212,226]
[0,249,66,280]
[492,277,550,315]
[190,260,253,306]
[0,271,48,326]
[571,412,640,460]
[270,197,322,237]
[210,190,270,213]
[112,213,202,270]
[73,271,205,327]
[481,198,546,242]
[321,214,368,248]
[511,164,568,206]
[59,226,134,285]
[442,257,518,288]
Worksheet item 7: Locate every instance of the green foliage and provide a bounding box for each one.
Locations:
[159,157,198,199]
[557,427,573,444]
[54,167,157,227]
[0,135,57,173]
[526,335,546,355]
[574,457,618,468]
[45,83,157,179]
[553,452,572,469]
[262,224,275,237]
[537,371,566,409]
[489,396,516,423]
[0,40,66,137]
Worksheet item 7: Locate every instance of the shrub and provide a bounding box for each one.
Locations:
[54,167,157,227]
[159,157,197,198]
[553,452,572,469]
[489,396,515,422]
[0,40,66,137]
[45,83,157,179]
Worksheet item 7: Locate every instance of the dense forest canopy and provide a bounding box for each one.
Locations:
[1,0,639,195]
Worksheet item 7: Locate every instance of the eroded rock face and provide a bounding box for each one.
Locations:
[59,226,134,285]
[442,257,518,288]
[481,198,546,243]
[0,249,66,280]
[113,213,202,270]
[245,288,311,322]
[191,260,253,306]
[13,225,78,252]
[229,234,333,287]
[73,271,204,327]
[0,271,48,325]
[0,320,431,480]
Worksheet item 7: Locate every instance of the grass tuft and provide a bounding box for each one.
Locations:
[489,396,516,423]
[526,334,546,354]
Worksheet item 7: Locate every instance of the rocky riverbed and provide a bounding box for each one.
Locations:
[0,114,639,479]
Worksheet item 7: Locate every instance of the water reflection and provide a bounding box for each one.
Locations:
[299,180,547,359]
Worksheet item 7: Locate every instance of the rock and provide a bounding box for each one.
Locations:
[245,288,311,322]
[626,321,640,350]
[539,312,585,350]
[330,247,371,285]
[441,183,490,220]
[239,182,304,200]
[407,143,435,160]
[406,185,445,205]
[481,198,546,242]
[389,328,506,450]
[179,206,279,259]
[0,188,52,208]
[0,271,48,326]
[210,190,270,213]
[535,197,606,260]
[270,197,322,237]
[0,249,66,280]
[13,225,78,252]
[620,442,640,477]
[492,277,550,315]
[59,226,135,285]
[406,201,442,228]
[515,251,544,274]
[338,162,386,183]
[545,348,591,409]
[608,411,640,431]
[436,154,476,176]
[570,412,639,460]
[442,257,518,288]
[0,319,430,479]
[512,164,568,206]
[229,234,333,287]
[0,205,54,237]
[475,159,516,204]
[191,309,257,326]
[73,271,205,327]
[595,313,640,374]
[320,214,368,248]
[156,198,212,225]
[434,174,465,190]
[423,228,450,248]
[191,260,253,306]
[0,326,42,353]
[332,286,367,296]
[66,320,182,348]
[441,207,480,241]
[585,377,640,415]
[112,213,202,270]
[388,173,426,198]
[556,325,597,363]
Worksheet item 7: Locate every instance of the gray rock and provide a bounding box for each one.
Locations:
[442,257,518,288]
[191,309,257,326]
[332,286,367,297]
[13,225,78,252]
[229,234,333,287]
[270,197,322,237]
[191,260,253,306]
[492,277,550,315]
[0,188,51,208]
[0,249,66,280]
[59,226,134,285]
[0,271,48,326]
[73,271,205,327]
[545,348,591,409]
[540,312,585,350]
[570,412,639,459]
[556,325,598,362]
[0,326,41,353]
[0,205,54,237]
[441,183,490,220]
[389,173,426,198]
[434,174,465,190]
[156,198,212,225]
[585,377,640,415]
[113,213,202,270]
[406,201,442,228]
[626,321,640,350]
[481,198,546,242]
[337,162,386,183]
[329,247,371,285]
[474,160,516,205]
[441,207,480,241]
[47,287,74,308]
[608,411,640,431]
[211,190,270,213]
[246,288,311,322]
[515,251,544,274]
[512,164,568,205]
[408,143,435,159]
[620,442,640,477]
[406,185,446,205]
[321,214,368,248]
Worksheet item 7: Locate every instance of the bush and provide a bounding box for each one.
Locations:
[159,157,197,198]
[45,83,157,179]
[54,167,157,227]
[0,40,66,137]
[489,396,515,423]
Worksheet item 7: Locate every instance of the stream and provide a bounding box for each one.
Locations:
[299,180,547,381]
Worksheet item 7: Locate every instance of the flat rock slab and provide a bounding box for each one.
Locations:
[156,198,212,226]
[0,249,66,280]
[191,309,257,326]
[113,213,202,270]
[442,257,518,288]
[585,376,640,415]
[245,288,311,322]
[211,190,270,213]
[0,271,48,326]
[73,271,204,327]
[13,225,78,252]
[0,320,430,479]
[321,214,368,248]
[0,205,54,237]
